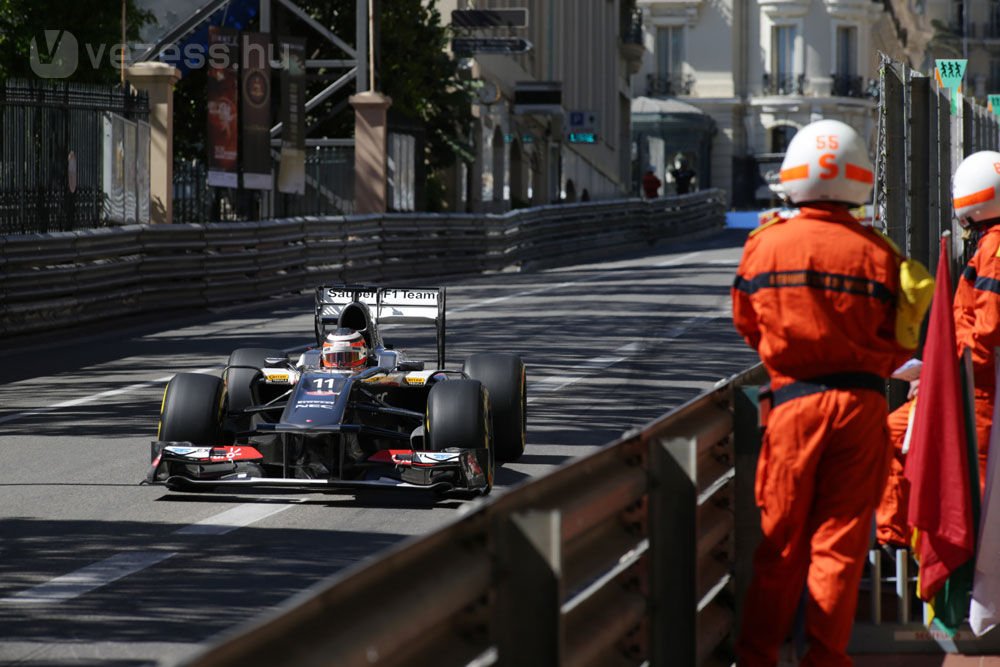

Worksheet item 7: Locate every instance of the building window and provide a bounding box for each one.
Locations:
[991,0,1000,37]
[951,0,965,33]
[656,25,684,76]
[836,26,857,76]
[650,25,686,96]
[766,25,800,94]
[833,26,862,97]
[770,125,797,153]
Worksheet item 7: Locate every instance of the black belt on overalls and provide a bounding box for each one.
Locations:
[770,372,886,408]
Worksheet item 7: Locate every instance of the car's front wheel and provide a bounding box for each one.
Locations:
[157,373,224,445]
[463,353,526,463]
[425,379,494,493]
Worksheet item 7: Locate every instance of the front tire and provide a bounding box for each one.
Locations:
[426,379,494,493]
[463,353,526,462]
[157,373,224,445]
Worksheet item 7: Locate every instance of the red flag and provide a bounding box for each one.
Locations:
[905,236,975,601]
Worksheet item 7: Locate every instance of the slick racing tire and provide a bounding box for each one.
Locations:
[463,353,526,463]
[426,379,494,492]
[157,373,224,446]
[224,348,285,431]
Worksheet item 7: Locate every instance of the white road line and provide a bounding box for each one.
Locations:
[3,551,177,605]
[0,368,215,426]
[528,342,643,401]
[1,503,297,605]
[174,503,294,536]
[0,343,315,427]
[525,312,725,403]
[451,250,704,313]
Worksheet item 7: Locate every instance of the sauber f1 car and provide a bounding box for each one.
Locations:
[145,285,526,497]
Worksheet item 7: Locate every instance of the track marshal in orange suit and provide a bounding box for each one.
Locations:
[732,119,932,667]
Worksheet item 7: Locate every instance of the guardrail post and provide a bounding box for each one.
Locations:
[495,509,563,666]
[733,384,763,639]
[650,433,697,666]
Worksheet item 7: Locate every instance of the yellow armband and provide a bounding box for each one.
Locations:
[896,258,935,349]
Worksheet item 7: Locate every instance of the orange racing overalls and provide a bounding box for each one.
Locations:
[732,204,912,667]
[954,224,1000,495]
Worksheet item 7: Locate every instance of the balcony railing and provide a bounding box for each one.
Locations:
[763,72,805,96]
[831,73,871,98]
[646,73,695,97]
[621,7,643,45]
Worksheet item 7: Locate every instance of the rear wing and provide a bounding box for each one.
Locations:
[314,285,447,367]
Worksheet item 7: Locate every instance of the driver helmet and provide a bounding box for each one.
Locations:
[952,151,1000,228]
[321,328,369,371]
[778,119,874,207]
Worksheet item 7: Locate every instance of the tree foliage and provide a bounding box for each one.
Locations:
[0,0,154,83]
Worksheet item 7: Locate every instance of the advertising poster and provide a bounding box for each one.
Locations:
[206,27,239,188]
[241,32,272,190]
[278,37,306,195]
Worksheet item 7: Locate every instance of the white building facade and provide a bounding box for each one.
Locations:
[438,0,641,210]
[633,0,907,206]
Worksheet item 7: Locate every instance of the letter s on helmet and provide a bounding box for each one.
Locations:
[778,119,874,206]
[952,151,1000,228]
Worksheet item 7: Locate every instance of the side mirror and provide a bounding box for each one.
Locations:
[264,357,287,365]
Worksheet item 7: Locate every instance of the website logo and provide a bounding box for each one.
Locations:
[29,30,79,78]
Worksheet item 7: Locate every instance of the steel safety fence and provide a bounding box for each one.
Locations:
[178,363,768,667]
[176,355,1000,666]
[0,190,725,338]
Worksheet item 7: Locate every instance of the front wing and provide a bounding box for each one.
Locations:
[145,442,490,495]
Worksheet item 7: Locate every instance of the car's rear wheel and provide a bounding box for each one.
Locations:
[463,353,526,463]
[224,348,285,431]
[157,373,224,445]
[425,379,494,493]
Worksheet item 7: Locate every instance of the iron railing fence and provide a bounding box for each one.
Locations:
[174,146,359,223]
[830,73,872,98]
[762,72,805,96]
[0,79,148,234]
[646,73,695,97]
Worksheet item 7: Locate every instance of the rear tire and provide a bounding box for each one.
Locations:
[224,348,285,430]
[425,380,494,493]
[464,353,526,462]
[157,373,224,445]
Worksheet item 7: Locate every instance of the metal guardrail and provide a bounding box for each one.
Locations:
[181,362,768,667]
[0,190,725,338]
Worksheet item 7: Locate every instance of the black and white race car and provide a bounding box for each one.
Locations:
[145,285,526,496]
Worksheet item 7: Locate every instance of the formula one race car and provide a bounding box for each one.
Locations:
[145,285,527,496]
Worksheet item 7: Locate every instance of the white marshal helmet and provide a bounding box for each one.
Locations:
[952,151,1000,227]
[778,119,874,206]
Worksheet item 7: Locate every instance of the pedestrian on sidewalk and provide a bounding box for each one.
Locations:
[642,165,661,199]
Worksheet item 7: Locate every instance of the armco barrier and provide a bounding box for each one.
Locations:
[0,191,725,338]
[180,363,768,667]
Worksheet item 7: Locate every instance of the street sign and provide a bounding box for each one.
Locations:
[452,37,532,55]
[990,94,1000,117]
[935,58,967,114]
[567,110,599,143]
[452,8,529,29]
[568,110,598,131]
[568,132,598,144]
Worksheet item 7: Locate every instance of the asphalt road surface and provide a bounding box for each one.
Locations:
[0,229,759,666]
